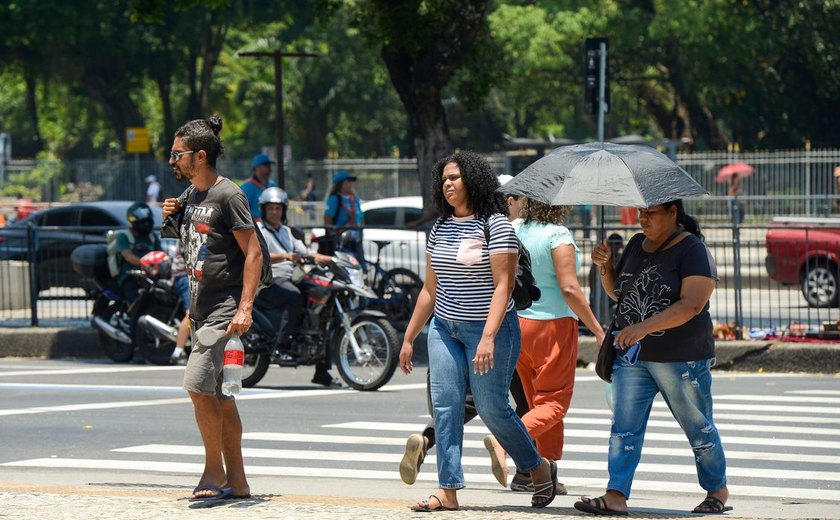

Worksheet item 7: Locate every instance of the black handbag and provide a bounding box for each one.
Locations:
[595,322,620,382]
[594,230,683,383]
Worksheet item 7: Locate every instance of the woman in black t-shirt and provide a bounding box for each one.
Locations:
[576,199,731,516]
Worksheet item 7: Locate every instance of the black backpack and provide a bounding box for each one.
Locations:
[254,223,275,288]
[483,220,541,311]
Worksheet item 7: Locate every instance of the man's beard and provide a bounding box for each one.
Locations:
[173,167,188,182]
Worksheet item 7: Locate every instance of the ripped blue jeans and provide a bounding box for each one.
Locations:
[607,357,727,498]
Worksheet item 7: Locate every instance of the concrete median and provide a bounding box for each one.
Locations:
[1,324,838,374]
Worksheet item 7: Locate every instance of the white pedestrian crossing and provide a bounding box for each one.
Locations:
[3,393,840,503]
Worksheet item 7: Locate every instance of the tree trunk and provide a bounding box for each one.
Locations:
[156,75,174,155]
[377,0,490,218]
[198,20,227,116]
[24,74,43,153]
[186,50,200,120]
[413,91,451,216]
[79,75,144,150]
[636,83,681,140]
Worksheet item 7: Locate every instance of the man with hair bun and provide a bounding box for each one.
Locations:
[161,115,261,502]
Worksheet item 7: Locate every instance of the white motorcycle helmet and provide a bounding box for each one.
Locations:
[259,187,289,222]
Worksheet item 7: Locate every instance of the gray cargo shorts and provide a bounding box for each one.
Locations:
[183,317,234,400]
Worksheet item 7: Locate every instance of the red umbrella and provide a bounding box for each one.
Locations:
[716,162,755,183]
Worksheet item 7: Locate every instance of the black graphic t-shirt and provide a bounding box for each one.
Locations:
[163,177,254,322]
[614,232,718,362]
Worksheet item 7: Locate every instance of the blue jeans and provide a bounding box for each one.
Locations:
[428,311,541,489]
[173,274,190,307]
[608,357,727,498]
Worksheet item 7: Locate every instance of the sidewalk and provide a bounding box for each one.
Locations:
[1,481,836,519]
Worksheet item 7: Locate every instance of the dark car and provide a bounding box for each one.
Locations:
[0,201,163,291]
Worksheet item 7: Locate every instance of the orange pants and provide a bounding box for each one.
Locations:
[516,316,578,460]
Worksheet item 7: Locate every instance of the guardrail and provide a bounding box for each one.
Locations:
[1,223,838,337]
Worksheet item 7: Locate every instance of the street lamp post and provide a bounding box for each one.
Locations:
[239,50,317,190]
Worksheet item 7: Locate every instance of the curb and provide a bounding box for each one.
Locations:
[1,326,839,374]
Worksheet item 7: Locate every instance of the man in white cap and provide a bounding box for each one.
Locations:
[145,175,161,204]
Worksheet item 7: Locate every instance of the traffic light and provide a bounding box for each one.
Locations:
[585,37,609,115]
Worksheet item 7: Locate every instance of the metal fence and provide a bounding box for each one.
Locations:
[2,220,837,339]
[3,149,840,222]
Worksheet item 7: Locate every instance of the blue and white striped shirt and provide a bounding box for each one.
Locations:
[428,213,519,321]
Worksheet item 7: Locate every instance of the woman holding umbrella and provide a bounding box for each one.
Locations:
[577,199,730,516]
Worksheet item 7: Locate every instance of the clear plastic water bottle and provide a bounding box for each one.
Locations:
[221,334,244,397]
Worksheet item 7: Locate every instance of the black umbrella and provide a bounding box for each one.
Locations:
[501,142,706,209]
[501,142,707,326]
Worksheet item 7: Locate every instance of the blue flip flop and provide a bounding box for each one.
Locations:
[189,485,233,502]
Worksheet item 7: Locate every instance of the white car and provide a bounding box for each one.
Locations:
[309,173,515,278]
[308,196,427,278]
[360,196,427,277]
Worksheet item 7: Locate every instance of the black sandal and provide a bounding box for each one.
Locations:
[573,496,629,516]
[531,459,558,508]
[692,496,733,514]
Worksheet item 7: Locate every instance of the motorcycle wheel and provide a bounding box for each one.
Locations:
[380,268,423,324]
[96,303,133,363]
[240,329,270,388]
[334,316,399,391]
[135,303,180,366]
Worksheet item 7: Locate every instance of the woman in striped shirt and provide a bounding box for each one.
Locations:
[399,151,557,512]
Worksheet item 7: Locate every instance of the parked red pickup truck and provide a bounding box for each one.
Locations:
[765,217,840,307]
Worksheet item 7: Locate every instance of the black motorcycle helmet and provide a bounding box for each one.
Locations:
[126,202,154,236]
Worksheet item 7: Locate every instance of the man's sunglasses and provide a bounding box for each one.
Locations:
[170,150,196,161]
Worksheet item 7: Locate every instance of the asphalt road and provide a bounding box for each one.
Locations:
[0,359,839,518]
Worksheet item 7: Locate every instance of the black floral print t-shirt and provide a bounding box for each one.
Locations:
[613,232,718,363]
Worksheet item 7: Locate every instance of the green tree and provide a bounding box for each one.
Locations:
[340,0,493,217]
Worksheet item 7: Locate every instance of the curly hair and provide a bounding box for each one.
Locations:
[431,150,505,219]
[174,114,224,167]
[520,198,571,226]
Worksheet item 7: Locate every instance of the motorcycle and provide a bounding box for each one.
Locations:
[70,240,186,365]
[242,250,400,391]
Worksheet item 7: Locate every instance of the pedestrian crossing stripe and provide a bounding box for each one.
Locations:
[715,394,840,404]
[787,390,840,396]
[110,444,840,483]
[325,422,840,450]
[240,432,840,465]
[655,401,840,415]
[3,457,839,502]
[565,416,836,437]
[570,405,840,425]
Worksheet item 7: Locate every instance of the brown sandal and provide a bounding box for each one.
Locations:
[399,434,427,485]
[410,495,459,512]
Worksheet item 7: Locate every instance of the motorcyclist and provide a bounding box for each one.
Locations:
[168,239,191,365]
[253,187,338,387]
[116,202,161,303]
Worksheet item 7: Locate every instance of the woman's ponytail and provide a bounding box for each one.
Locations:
[664,199,704,241]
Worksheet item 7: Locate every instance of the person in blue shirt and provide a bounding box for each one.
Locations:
[240,153,277,220]
[321,170,364,261]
